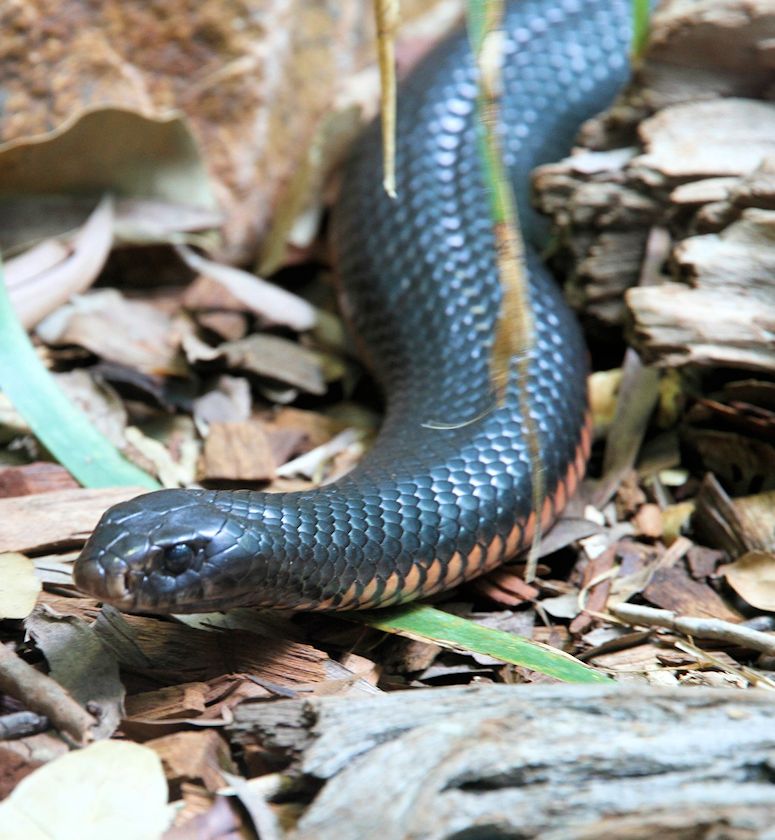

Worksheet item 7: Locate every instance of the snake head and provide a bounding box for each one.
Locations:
[74,489,267,613]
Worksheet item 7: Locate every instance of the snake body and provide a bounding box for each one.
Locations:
[74,0,634,613]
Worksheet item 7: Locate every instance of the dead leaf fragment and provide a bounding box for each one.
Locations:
[721,551,775,613]
[202,421,277,482]
[0,553,41,619]
[0,740,170,840]
[218,334,329,395]
[6,198,114,329]
[176,245,317,331]
[37,289,187,377]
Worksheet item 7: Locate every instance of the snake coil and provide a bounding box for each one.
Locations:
[74,0,634,613]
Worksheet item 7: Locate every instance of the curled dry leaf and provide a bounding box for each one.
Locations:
[176,245,317,332]
[0,1,454,261]
[0,108,214,242]
[0,553,41,620]
[720,551,775,613]
[0,740,170,840]
[6,197,114,329]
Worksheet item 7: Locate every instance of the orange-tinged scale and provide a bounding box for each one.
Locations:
[423,556,445,592]
[443,550,466,585]
[359,577,381,606]
[484,533,505,568]
[552,476,568,513]
[381,571,403,602]
[401,564,424,597]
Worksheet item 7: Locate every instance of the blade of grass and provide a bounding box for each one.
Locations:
[467,1,545,581]
[373,0,399,198]
[354,603,612,684]
[631,0,652,59]
[0,251,159,490]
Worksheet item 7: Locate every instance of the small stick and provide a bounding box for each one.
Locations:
[610,602,775,656]
[0,710,50,740]
[0,642,95,744]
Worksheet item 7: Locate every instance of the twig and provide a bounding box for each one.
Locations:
[673,640,775,691]
[0,710,50,740]
[0,642,95,744]
[610,602,775,656]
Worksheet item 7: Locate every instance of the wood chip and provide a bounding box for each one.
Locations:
[643,564,744,623]
[0,463,78,499]
[0,486,147,554]
[147,730,236,794]
[202,421,277,482]
[218,334,329,395]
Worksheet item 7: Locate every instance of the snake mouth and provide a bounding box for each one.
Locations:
[73,548,138,610]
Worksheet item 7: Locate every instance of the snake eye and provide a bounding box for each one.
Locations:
[162,543,197,575]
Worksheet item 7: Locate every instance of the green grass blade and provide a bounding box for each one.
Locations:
[355,604,612,684]
[0,260,159,489]
[631,0,651,58]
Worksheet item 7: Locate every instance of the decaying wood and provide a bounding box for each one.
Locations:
[229,683,775,839]
[532,0,775,369]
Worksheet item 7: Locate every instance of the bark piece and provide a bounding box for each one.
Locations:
[642,564,744,623]
[147,730,236,795]
[0,463,78,498]
[634,99,775,180]
[228,683,775,840]
[202,420,277,482]
[0,486,146,554]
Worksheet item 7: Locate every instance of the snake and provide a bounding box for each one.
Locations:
[74,0,634,613]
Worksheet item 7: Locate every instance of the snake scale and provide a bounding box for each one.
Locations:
[74,0,634,613]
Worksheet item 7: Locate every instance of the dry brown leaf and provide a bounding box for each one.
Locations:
[217,334,332,395]
[720,551,775,613]
[0,1,456,261]
[176,245,317,331]
[6,198,114,329]
[37,289,187,377]
[0,740,170,839]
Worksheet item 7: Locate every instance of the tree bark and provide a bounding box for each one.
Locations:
[229,683,775,839]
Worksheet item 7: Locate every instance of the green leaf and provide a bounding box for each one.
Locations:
[355,604,613,684]
[0,257,159,490]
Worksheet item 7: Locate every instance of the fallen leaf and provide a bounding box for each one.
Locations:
[176,245,317,332]
[0,553,41,619]
[26,606,125,740]
[0,740,170,839]
[36,289,187,377]
[6,198,114,329]
[720,551,775,613]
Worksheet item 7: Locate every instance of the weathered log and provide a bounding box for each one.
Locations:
[229,683,775,839]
